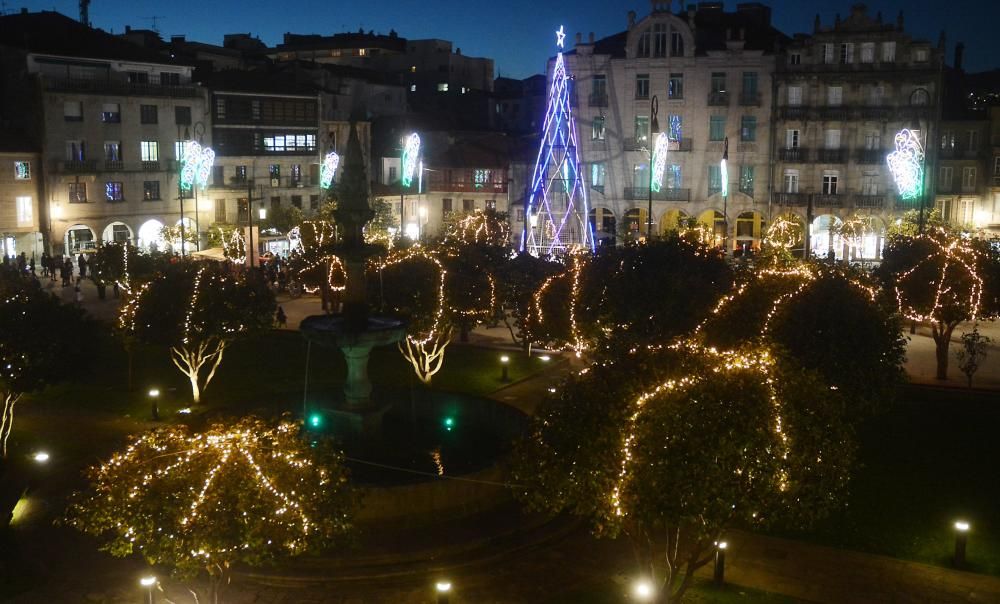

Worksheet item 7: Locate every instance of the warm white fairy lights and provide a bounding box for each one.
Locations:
[893,230,984,324]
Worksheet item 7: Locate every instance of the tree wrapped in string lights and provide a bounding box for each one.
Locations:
[513,343,855,603]
[521,26,593,255]
[881,230,998,380]
[65,417,354,602]
[120,263,275,403]
[289,221,346,312]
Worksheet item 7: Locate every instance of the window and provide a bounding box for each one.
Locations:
[592,116,605,140]
[862,171,879,195]
[941,131,955,150]
[263,133,317,152]
[410,84,417,92]
[668,73,683,99]
[235,165,247,182]
[68,182,88,203]
[740,116,756,141]
[127,71,149,84]
[870,85,884,105]
[388,166,397,182]
[824,129,841,149]
[827,86,843,106]
[708,165,722,194]
[653,23,668,57]
[789,52,801,65]
[959,199,975,224]
[667,164,681,188]
[786,129,800,148]
[822,172,839,195]
[939,166,953,190]
[739,166,754,195]
[271,196,281,209]
[101,103,121,123]
[291,195,302,208]
[632,163,649,188]
[882,41,896,62]
[994,156,1000,176]
[66,140,86,161]
[214,199,227,223]
[637,30,650,57]
[14,161,30,180]
[175,106,192,125]
[516,208,525,223]
[591,162,606,191]
[485,199,497,210]
[635,74,650,99]
[788,86,802,106]
[860,43,875,63]
[64,101,83,122]
[463,199,475,211]
[104,141,121,161]
[865,131,881,150]
[105,182,124,202]
[442,198,453,218]
[16,196,32,226]
[962,167,977,190]
[823,43,834,64]
[592,75,607,99]
[160,72,180,86]
[140,141,159,161]
[635,116,650,143]
[310,194,320,210]
[143,181,160,201]
[212,165,224,186]
[140,105,158,124]
[670,31,684,57]
[269,164,281,179]
[215,97,226,119]
[914,48,928,62]
[784,170,799,193]
[437,82,449,92]
[839,43,854,64]
[711,72,727,93]
[967,130,979,152]
[910,89,930,106]
[742,72,758,99]
[668,114,682,141]
[709,116,726,141]
[291,164,302,184]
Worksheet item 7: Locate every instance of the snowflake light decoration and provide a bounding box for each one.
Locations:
[400,133,421,188]
[650,132,670,193]
[886,129,924,200]
[320,151,340,189]
[180,141,215,191]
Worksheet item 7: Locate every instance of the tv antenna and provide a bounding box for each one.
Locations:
[146,15,166,33]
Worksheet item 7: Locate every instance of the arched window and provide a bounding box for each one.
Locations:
[910,88,930,106]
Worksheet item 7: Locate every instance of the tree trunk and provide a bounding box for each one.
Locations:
[1,392,22,458]
[932,322,956,381]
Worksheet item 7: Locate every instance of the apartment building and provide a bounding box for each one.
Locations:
[772,4,944,260]
[563,1,785,252]
[0,10,211,255]
[0,148,43,260]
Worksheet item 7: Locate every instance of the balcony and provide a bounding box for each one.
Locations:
[856,149,883,164]
[268,176,321,189]
[775,192,808,206]
[59,159,98,172]
[817,148,847,163]
[669,138,693,152]
[141,161,161,171]
[857,106,893,120]
[104,160,124,171]
[853,194,885,208]
[812,193,843,207]
[707,91,730,106]
[588,93,608,107]
[818,106,849,121]
[43,76,200,98]
[624,187,691,202]
[739,92,762,106]
[779,147,810,162]
[737,142,757,153]
[623,137,649,152]
[780,106,809,120]
[55,159,178,173]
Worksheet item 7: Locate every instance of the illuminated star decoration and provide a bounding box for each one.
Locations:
[400,133,421,188]
[650,133,670,193]
[180,141,215,191]
[320,151,340,189]
[556,25,565,48]
[886,128,924,200]
[522,29,594,255]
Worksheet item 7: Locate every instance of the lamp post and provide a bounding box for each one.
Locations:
[500,354,510,382]
[633,579,654,602]
[435,580,452,604]
[954,520,969,568]
[148,388,160,421]
[647,95,660,240]
[714,540,728,584]
[139,575,156,604]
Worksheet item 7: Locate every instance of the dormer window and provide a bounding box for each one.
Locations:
[653,24,668,58]
[637,31,651,58]
[671,31,684,56]
[914,48,929,62]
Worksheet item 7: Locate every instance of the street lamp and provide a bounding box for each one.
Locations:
[435,579,452,604]
[148,388,160,421]
[32,451,50,463]
[647,96,660,240]
[953,520,970,567]
[500,354,510,382]
[139,575,157,604]
[633,579,654,601]
[714,540,728,584]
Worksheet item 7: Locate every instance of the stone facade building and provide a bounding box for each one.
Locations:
[562,1,785,253]
[772,4,944,260]
[0,150,43,260]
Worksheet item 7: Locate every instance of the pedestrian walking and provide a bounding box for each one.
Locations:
[275,306,287,328]
[78,254,88,278]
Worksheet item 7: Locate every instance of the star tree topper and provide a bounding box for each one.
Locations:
[556,25,565,48]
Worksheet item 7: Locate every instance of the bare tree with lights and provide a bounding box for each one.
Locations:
[120,262,275,403]
[65,417,354,603]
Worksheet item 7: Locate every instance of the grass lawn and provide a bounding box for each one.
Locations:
[771,384,1000,575]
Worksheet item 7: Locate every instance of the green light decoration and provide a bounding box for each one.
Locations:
[443,417,455,432]
[650,133,669,193]
[308,413,323,429]
[179,141,215,192]
[320,151,339,189]
[887,128,924,200]
[400,133,420,188]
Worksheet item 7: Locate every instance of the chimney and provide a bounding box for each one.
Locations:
[628,10,636,29]
[455,47,461,55]
[589,32,595,43]
[125,25,131,33]
[955,42,965,71]
[20,7,28,14]
[576,32,582,45]
[814,14,820,33]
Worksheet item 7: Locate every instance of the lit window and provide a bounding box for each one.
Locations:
[105,182,124,202]
[410,84,417,92]
[14,161,30,180]
[16,196,32,226]
[437,82,449,92]
[140,141,159,161]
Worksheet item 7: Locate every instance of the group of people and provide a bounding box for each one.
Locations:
[3,251,92,303]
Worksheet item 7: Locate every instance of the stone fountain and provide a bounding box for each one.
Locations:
[300,123,406,432]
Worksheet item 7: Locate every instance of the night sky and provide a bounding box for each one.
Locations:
[15,0,1000,78]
